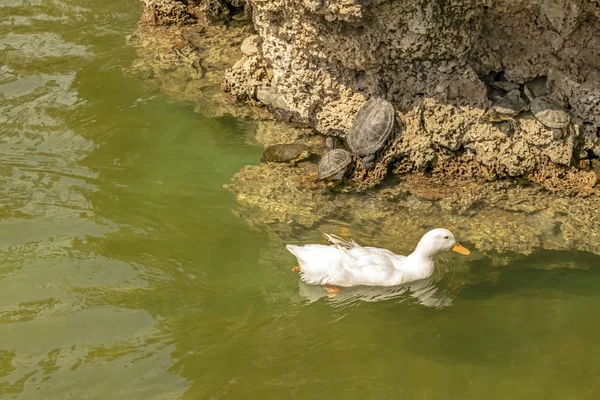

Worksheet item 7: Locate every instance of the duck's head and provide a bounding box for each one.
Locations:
[414,228,470,258]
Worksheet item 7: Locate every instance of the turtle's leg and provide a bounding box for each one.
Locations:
[292,266,301,273]
[361,154,375,170]
[512,118,521,133]
[478,109,495,124]
[551,128,563,140]
[485,112,518,136]
[501,117,518,136]
[325,283,340,299]
[289,158,297,167]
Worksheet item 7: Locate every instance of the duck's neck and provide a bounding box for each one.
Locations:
[411,240,441,260]
[402,249,437,280]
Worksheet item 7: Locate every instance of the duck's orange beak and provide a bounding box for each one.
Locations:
[451,242,470,255]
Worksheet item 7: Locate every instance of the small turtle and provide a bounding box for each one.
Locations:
[524,85,571,137]
[317,148,352,180]
[479,89,528,134]
[347,78,396,169]
[261,143,312,166]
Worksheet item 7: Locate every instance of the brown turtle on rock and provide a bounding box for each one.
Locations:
[261,143,312,166]
[316,137,351,181]
[347,78,396,169]
[524,85,572,138]
[317,148,352,180]
[479,89,528,135]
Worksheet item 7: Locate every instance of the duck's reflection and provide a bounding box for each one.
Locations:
[297,278,455,309]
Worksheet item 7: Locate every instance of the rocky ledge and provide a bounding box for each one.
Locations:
[224,0,600,192]
[130,0,600,256]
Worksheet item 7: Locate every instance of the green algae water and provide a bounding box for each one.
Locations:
[2,1,600,399]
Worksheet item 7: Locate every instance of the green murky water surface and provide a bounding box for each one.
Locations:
[2,1,600,399]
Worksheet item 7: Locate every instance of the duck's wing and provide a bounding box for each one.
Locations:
[363,246,402,259]
[292,234,403,286]
[323,233,368,267]
[340,245,403,285]
[323,234,400,270]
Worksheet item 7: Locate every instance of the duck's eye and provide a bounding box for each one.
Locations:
[443,236,449,239]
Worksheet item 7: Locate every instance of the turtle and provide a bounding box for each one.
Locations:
[347,78,396,169]
[261,143,312,166]
[317,148,352,180]
[524,85,571,138]
[479,89,528,135]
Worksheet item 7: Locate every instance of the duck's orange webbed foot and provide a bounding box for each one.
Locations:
[292,266,301,273]
[325,283,340,299]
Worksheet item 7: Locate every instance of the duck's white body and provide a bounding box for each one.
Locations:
[286,228,469,288]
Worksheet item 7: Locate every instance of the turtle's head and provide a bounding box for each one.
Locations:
[523,85,535,102]
[324,136,335,151]
[376,76,389,99]
[300,149,311,159]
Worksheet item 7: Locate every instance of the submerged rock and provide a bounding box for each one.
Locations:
[128,0,266,120]
[226,163,600,256]
[250,120,310,147]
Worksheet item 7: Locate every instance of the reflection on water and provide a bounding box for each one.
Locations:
[0,0,191,397]
[1,0,600,399]
[298,278,455,309]
[0,33,91,58]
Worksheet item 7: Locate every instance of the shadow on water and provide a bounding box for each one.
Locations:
[392,250,600,368]
[463,249,600,299]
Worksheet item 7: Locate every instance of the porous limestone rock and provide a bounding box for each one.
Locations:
[129,0,264,119]
[223,0,600,192]
[227,162,600,256]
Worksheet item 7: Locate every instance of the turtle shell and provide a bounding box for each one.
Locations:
[347,97,395,156]
[530,97,570,129]
[317,149,352,180]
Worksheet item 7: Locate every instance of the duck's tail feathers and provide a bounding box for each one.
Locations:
[323,233,358,250]
[286,244,303,260]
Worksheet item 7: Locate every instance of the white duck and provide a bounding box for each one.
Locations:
[286,228,470,297]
